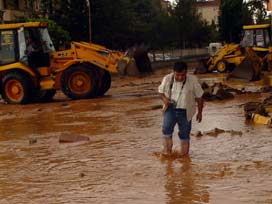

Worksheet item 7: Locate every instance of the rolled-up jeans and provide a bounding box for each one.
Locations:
[162,105,191,141]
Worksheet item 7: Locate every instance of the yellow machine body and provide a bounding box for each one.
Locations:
[200,24,272,85]
[0,22,135,104]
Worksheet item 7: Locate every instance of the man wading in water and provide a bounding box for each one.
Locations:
[158,61,204,156]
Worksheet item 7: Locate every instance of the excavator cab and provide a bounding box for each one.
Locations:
[21,26,55,70]
[240,24,271,52]
[0,22,54,72]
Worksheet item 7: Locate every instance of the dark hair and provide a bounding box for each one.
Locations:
[173,61,187,72]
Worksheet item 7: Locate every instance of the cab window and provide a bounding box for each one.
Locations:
[241,28,271,48]
[263,29,270,47]
[256,29,264,47]
[0,30,17,65]
[39,28,55,52]
[240,30,254,47]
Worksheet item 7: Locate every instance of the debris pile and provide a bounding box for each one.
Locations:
[59,134,90,143]
[244,95,272,127]
[194,59,208,74]
[201,81,272,102]
[193,128,243,137]
[201,82,238,101]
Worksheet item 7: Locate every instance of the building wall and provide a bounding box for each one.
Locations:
[196,0,220,25]
[3,9,25,21]
[198,6,219,24]
[0,0,26,22]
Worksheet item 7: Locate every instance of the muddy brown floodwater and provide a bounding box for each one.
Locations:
[0,66,271,204]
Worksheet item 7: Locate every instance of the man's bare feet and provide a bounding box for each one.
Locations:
[180,141,190,157]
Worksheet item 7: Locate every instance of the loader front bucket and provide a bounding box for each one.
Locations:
[117,45,153,76]
[117,57,140,76]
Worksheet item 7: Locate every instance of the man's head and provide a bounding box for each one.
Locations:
[173,61,187,82]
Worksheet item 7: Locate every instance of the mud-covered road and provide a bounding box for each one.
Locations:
[0,67,271,204]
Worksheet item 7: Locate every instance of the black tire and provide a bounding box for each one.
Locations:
[97,70,111,96]
[2,71,34,104]
[35,89,56,102]
[60,64,99,99]
[216,60,228,73]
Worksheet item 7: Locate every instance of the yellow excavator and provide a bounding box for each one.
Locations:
[0,22,139,104]
[199,24,272,82]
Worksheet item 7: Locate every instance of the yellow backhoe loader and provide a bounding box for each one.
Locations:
[205,43,244,73]
[198,24,272,81]
[0,22,138,104]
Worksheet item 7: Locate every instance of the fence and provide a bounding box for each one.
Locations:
[148,48,209,62]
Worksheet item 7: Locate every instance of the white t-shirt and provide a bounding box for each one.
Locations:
[158,72,204,121]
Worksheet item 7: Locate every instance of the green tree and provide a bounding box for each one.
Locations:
[51,0,89,41]
[126,0,159,44]
[172,0,215,48]
[218,0,243,43]
[151,12,177,49]
[173,0,196,48]
[242,1,254,25]
[91,0,164,49]
[17,1,70,50]
[22,0,216,50]
[39,0,54,17]
[246,0,267,24]
[91,0,131,49]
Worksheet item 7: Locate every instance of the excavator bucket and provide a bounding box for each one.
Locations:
[228,48,261,82]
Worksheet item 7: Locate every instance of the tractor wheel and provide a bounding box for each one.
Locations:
[2,71,34,104]
[61,64,99,99]
[35,89,56,102]
[216,60,228,73]
[97,70,111,96]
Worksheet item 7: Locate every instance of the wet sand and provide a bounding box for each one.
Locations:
[0,67,271,204]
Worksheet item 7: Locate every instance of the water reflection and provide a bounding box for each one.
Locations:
[163,157,209,204]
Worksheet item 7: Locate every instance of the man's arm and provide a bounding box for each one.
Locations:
[159,93,170,106]
[159,93,172,113]
[158,75,171,107]
[196,97,204,122]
